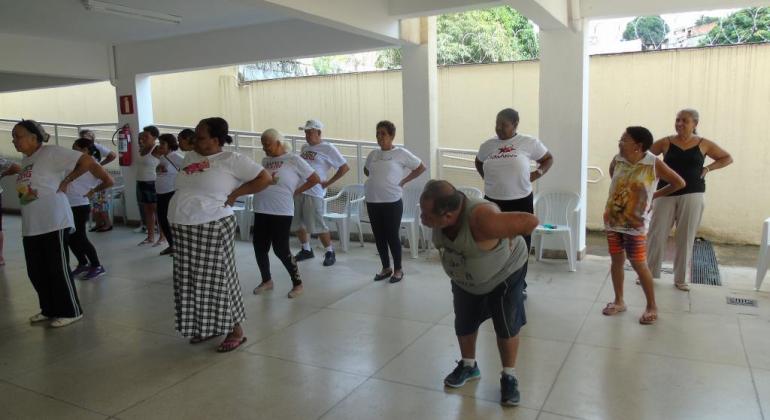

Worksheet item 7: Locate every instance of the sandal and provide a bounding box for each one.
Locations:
[674,283,690,291]
[253,282,274,295]
[602,302,627,316]
[639,310,658,325]
[389,272,404,284]
[95,226,113,232]
[137,238,153,246]
[373,269,393,281]
[189,334,222,344]
[216,335,247,353]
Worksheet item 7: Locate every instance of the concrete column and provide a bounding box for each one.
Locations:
[537,25,589,256]
[113,74,154,223]
[400,16,438,181]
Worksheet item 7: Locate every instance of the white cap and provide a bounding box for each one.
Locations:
[298,119,324,131]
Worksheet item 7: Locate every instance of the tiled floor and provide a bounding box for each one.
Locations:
[1,214,769,420]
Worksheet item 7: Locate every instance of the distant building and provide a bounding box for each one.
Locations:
[667,22,718,48]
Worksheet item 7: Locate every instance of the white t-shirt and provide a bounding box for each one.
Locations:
[155,152,184,194]
[364,147,422,203]
[16,145,82,236]
[299,142,347,198]
[253,153,316,216]
[476,134,548,200]
[66,158,99,207]
[0,157,14,195]
[136,146,159,182]
[94,143,112,162]
[168,151,264,226]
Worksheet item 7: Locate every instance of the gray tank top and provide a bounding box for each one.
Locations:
[433,197,529,295]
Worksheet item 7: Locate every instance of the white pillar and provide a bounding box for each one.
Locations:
[400,17,438,182]
[537,25,589,256]
[113,74,154,223]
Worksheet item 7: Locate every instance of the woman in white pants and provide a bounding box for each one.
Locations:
[646,109,732,290]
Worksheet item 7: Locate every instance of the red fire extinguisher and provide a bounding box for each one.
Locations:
[115,124,132,166]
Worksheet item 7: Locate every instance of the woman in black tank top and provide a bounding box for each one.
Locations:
[646,109,733,290]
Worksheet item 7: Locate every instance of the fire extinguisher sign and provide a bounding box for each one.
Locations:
[119,95,134,115]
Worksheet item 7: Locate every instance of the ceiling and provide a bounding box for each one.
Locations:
[0,0,291,44]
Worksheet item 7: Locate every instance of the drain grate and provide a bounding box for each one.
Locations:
[726,296,758,307]
[691,237,721,286]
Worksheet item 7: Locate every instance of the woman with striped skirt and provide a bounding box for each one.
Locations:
[168,117,270,352]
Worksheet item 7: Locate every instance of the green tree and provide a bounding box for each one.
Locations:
[700,7,770,46]
[622,16,670,50]
[694,15,719,26]
[375,6,539,69]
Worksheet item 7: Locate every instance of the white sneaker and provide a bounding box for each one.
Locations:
[29,313,49,323]
[50,315,83,328]
[133,225,147,234]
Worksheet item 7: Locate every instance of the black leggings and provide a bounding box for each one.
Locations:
[252,213,301,286]
[485,193,534,250]
[23,229,83,318]
[157,192,175,247]
[69,205,101,267]
[367,200,403,271]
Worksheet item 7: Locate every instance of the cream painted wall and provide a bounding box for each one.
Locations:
[2,44,768,244]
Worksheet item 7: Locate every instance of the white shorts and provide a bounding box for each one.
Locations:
[291,194,329,234]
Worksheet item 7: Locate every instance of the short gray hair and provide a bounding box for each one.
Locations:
[261,128,292,152]
[679,108,700,134]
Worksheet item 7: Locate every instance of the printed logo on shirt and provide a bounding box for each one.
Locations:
[264,160,285,170]
[488,145,518,161]
[182,159,210,175]
[156,162,168,174]
[300,150,318,161]
[441,247,476,287]
[16,164,38,205]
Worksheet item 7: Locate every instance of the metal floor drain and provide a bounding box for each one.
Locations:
[726,296,758,307]
[691,238,721,286]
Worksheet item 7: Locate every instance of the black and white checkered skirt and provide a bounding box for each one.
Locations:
[171,215,245,337]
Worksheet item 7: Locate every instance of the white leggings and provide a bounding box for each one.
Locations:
[646,193,705,285]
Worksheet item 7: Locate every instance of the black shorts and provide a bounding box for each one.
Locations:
[452,265,527,339]
[136,181,157,204]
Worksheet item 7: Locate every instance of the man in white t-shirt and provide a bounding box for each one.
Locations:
[292,120,349,267]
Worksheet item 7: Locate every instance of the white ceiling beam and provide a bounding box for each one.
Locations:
[0,33,110,81]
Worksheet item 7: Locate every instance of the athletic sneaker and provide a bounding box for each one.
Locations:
[133,225,147,234]
[444,360,481,388]
[500,373,520,406]
[50,315,83,328]
[295,249,315,261]
[322,251,336,266]
[159,247,174,256]
[71,265,90,278]
[29,313,50,323]
[83,266,106,280]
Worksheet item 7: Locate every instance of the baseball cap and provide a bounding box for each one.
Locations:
[298,119,324,131]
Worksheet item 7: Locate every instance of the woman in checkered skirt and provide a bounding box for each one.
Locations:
[168,117,271,352]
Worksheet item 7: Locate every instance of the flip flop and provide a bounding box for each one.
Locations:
[137,238,153,246]
[639,311,658,325]
[674,283,690,291]
[216,336,247,353]
[95,226,113,232]
[602,302,627,316]
[189,334,222,344]
[373,269,393,281]
[389,272,404,283]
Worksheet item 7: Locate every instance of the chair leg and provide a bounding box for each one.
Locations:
[564,231,576,272]
[410,223,418,259]
[356,220,364,247]
[536,233,544,261]
[340,220,350,252]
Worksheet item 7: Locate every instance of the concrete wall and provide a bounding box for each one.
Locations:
[2,44,769,244]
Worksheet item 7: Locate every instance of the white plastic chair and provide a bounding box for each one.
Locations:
[532,191,580,272]
[457,186,483,199]
[232,194,253,241]
[756,217,770,290]
[323,184,365,252]
[401,186,423,259]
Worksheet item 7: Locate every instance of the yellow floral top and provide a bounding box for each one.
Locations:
[604,152,657,236]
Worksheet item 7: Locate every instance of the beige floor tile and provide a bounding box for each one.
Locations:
[537,412,586,420]
[328,278,453,323]
[525,260,608,301]
[323,378,539,420]
[577,302,746,366]
[739,316,770,370]
[0,381,106,420]
[118,352,365,420]
[8,329,223,415]
[752,368,770,417]
[247,308,431,376]
[596,274,691,313]
[375,325,571,410]
[689,286,770,317]
[543,344,761,420]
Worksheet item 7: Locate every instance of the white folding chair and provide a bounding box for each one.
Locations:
[457,186,483,199]
[323,184,365,252]
[401,187,422,259]
[756,217,770,290]
[532,191,580,272]
[232,194,253,241]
